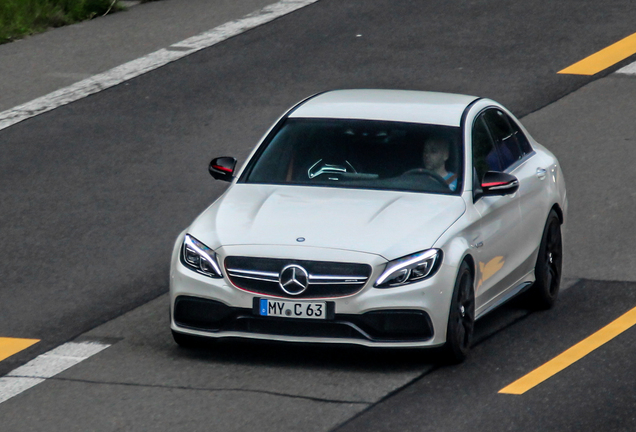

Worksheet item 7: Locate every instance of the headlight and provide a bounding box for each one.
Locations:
[181,234,223,278]
[374,249,442,288]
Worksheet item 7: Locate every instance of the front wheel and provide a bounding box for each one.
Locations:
[441,261,475,364]
[528,210,562,309]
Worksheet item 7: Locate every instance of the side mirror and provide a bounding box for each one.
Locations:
[209,157,237,182]
[481,171,519,196]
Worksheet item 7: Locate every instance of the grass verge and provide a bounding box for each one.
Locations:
[0,0,122,44]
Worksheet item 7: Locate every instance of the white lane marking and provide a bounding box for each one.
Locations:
[0,341,110,404]
[616,60,636,75]
[0,0,320,132]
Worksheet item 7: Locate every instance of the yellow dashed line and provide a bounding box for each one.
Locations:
[499,306,636,394]
[559,32,636,75]
[0,338,39,362]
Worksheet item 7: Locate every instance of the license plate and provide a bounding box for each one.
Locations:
[259,298,326,320]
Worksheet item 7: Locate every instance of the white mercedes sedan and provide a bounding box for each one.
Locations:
[169,89,567,362]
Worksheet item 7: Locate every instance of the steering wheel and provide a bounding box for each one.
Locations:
[401,168,450,189]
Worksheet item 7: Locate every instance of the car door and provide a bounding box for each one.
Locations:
[484,109,551,278]
[470,112,524,312]
[506,113,554,272]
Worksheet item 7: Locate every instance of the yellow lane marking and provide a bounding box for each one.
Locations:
[0,338,39,362]
[559,32,636,75]
[499,305,636,395]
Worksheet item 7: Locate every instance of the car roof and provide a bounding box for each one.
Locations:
[289,89,479,127]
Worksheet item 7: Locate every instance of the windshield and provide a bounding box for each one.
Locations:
[241,118,463,194]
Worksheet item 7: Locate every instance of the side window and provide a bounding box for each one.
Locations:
[483,109,523,169]
[508,118,533,155]
[472,115,502,183]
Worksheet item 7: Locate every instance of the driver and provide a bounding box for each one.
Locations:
[421,136,457,191]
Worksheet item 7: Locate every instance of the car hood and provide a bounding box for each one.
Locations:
[189,184,466,260]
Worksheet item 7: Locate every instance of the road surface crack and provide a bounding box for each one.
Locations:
[45,376,373,406]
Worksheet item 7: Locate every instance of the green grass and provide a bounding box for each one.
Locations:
[0,0,121,44]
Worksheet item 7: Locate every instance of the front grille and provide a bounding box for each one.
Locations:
[231,312,433,342]
[224,256,372,298]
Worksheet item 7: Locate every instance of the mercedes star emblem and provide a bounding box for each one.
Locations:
[278,264,309,295]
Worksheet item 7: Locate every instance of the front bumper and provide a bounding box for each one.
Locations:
[174,295,434,343]
[170,243,458,348]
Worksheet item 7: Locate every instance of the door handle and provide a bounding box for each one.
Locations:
[536,168,547,180]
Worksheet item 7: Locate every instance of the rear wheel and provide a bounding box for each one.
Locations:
[441,261,475,364]
[529,210,562,309]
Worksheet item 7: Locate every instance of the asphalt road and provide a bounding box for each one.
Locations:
[0,0,276,111]
[1,0,636,430]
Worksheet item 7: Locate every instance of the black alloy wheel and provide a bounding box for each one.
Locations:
[441,261,475,364]
[529,210,562,309]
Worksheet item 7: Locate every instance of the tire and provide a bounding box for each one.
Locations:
[528,210,562,310]
[441,261,475,364]
[172,330,210,349]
